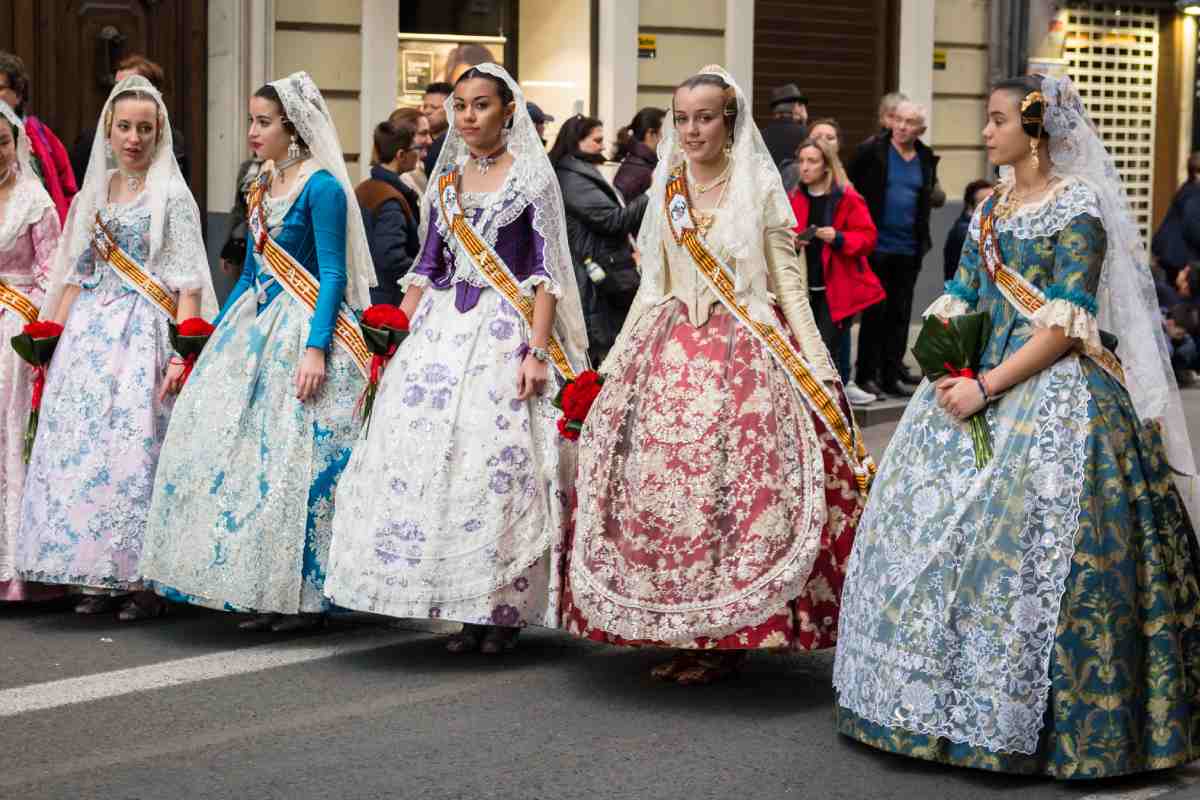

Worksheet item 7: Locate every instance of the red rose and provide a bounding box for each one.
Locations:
[557,416,580,441]
[362,304,410,331]
[573,370,601,391]
[23,321,63,340]
[177,317,215,337]
[562,380,601,421]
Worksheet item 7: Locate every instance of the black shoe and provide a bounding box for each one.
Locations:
[880,381,915,398]
[897,367,921,385]
[858,379,884,397]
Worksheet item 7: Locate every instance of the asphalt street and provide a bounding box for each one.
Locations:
[4,393,1200,800]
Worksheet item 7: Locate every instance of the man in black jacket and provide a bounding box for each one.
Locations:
[421,81,454,177]
[762,83,808,170]
[1152,152,1200,284]
[356,121,421,306]
[848,100,943,398]
[553,139,648,365]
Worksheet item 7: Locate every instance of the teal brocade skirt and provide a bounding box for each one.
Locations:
[837,360,1200,780]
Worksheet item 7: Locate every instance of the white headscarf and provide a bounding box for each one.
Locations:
[1036,75,1198,513]
[268,71,375,310]
[42,75,217,319]
[420,63,589,373]
[0,100,55,254]
[634,64,797,326]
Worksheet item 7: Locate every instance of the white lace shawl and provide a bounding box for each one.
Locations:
[41,76,217,320]
[0,101,55,254]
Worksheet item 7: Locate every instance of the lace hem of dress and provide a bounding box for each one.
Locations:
[1030,298,1102,350]
[923,294,970,319]
[969,179,1102,242]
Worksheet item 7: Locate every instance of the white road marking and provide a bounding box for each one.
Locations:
[0,629,411,718]
[1080,764,1200,800]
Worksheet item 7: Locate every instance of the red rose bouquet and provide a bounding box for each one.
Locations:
[168,317,217,384]
[912,312,993,468]
[358,304,410,429]
[11,320,64,462]
[552,369,604,441]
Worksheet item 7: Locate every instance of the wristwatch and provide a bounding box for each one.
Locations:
[528,345,550,363]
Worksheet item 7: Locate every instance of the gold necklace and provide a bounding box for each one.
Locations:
[689,157,732,195]
[994,177,1055,220]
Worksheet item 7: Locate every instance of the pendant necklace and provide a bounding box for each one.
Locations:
[469,144,507,176]
[273,153,309,187]
[118,168,147,192]
[690,156,733,195]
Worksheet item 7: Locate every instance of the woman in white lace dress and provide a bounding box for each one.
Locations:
[15,76,217,621]
[0,101,61,602]
[324,64,589,654]
[833,75,1200,778]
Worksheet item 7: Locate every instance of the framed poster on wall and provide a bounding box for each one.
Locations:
[396,33,506,106]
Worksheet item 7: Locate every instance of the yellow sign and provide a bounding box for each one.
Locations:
[638,33,657,59]
[933,49,947,70]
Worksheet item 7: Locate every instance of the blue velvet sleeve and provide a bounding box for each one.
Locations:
[305,172,349,351]
[212,240,256,326]
[944,204,985,309]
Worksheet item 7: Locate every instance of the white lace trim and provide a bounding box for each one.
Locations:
[833,358,1091,754]
[518,273,562,299]
[399,272,431,291]
[923,294,970,319]
[970,179,1101,242]
[1030,298,1101,350]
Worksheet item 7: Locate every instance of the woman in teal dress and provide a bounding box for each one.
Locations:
[833,75,1200,779]
[138,72,373,632]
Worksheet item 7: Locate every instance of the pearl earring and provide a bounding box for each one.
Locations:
[288,134,301,159]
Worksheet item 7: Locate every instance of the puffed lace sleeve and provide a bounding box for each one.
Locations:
[157,185,211,295]
[1031,208,1106,348]
[29,207,61,301]
[925,202,984,319]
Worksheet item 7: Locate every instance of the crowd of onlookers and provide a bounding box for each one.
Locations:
[1153,152,1200,387]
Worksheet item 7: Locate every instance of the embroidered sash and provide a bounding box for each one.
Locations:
[436,169,577,382]
[92,212,178,320]
[246,177,371,379]
[664,167,875,491]
[0,280,39,325]
[979,206,1126,386]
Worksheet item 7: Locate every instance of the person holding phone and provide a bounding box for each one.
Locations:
[790,138,883,405]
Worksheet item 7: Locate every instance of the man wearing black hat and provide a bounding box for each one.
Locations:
[763,83,809,170]
[527,102,554,146]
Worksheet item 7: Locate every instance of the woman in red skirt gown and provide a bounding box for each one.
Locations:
[564,65,873,684]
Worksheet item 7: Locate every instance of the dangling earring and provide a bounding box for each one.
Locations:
[724,136,733,156]
[288,133,301,160]
[106,141,114,160]
[1029,138,1039,171]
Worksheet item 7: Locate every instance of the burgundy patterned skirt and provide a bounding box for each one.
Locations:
[563,300,866,650]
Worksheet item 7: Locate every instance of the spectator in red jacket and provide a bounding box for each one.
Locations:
[0,51,77,223]
[790,137,885,405]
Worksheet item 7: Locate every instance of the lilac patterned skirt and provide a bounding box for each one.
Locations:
[324,286,574,628]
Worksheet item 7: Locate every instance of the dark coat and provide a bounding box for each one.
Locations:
[423,131,446,178]
[1152,181,1200,279]
[762,117,808,170]
[848,130,941,257]
[355,165,421,305]
[613,139,657,202]
[555,154,648,362]
[943,209,971,281]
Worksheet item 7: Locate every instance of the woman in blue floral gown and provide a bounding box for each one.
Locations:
[139,72,372,633]
[833,75,1200,779]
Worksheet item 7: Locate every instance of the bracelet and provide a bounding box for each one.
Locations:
[168,357,186,366]
[976,375,991,404]
[528,345,549,363]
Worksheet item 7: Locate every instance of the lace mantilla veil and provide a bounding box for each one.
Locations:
[41,75,217,320]
[1032,75,1198,512]
[269,71,375,311]
[418,62,589,374]
[629,64,797,327]
[0,100,54,254]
